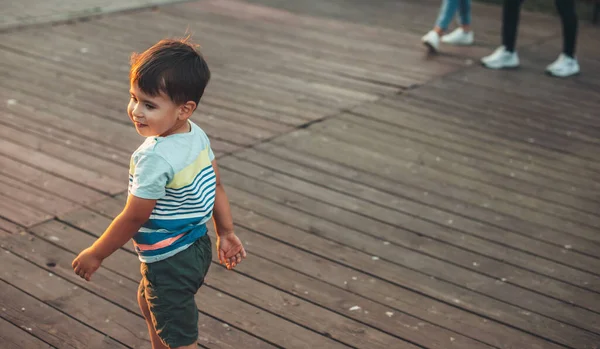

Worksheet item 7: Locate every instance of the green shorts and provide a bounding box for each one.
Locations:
[139,234,212,348]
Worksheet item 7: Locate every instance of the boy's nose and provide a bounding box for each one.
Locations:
[131,105,144,118]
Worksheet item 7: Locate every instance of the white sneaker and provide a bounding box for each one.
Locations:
[421,30,440,53]
[546,53,580,77]
[441,28,474,45]
[481,46,520,69]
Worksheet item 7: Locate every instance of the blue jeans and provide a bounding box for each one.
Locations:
[435,0,471,31]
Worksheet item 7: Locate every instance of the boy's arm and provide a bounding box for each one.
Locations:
[211,159,247,269]
[72,195,155,281]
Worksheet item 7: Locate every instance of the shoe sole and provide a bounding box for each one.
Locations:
[423,41,438,53]
[441,40,474,45]
[546,70,580,78]
[481,61,520,70]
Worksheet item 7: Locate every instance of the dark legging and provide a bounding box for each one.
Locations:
[502,0,578,57]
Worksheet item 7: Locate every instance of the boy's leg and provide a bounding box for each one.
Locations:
[138,281,169,349]
[140,236,212,348]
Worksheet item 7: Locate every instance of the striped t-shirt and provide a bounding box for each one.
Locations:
[128,121,216,263]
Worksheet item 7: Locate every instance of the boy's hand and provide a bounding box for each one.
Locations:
[72,247,103,281]
[217,233,247,269]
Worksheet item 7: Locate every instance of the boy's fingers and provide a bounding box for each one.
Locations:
[218,249,226,264]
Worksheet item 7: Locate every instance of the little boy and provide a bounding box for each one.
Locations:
[72,38,247,349]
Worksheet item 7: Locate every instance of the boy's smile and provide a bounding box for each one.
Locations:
[127,83,191,137]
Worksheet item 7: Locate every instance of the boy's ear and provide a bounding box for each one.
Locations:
[178,101,197,120]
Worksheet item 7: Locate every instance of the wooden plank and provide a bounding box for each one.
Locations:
[83,193,553,349]
[0,121,126,180]
[57,209,418,349]
[0,58,127,114]
[59,15,401,107]
[306,118,600,233]
[212,172,600,346]
[1,217,23,234]
[0,35,327,125]
[216,165,600,329]
[0,85,138,155]
[0,0,192,31]
[0,72,129,126]
[0,155,107,206]
[252,143,600,293]
[91,11,436,88]
[2,43,267,148]
[4,226,280,349]
[161,1,464,76]
[29,219,353,349]
[205,254,420,349]
[225,229,493,349]
[400,88,600,162]
[0,50,124,96]
[219,0,565,50]
[85,195,125,218]
[1,248,151,348]
[271,130,600,261]
[197,103,293,135]
[334,111,600,197]
[366,96,600,174]
[0,138,123,195]
[228,215,564,349]
[443,70,600,128]
[0,280,126,349]
[0,71,266,148]
[1,27,339,117]
[0,196,52,227]
[220,188,579,349]
[0,317,54,349]
[308,116,600,237]
[314,106,593,247]
[0,45,303,127]
[230,147,600,291]
[202,94,310,126]
[0,111,130,167]
[0,69,238,158]
[348,100,600,189]
[0,174,79,218]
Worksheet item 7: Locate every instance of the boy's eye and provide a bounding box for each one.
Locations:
[145,104,155,110]
[130,96,138,102]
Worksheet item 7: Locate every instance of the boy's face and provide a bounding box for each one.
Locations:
[128,83,189,137]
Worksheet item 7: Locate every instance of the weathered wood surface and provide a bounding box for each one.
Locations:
[1,0,599,348]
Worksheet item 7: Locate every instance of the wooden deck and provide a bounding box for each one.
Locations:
[1,0,600,348]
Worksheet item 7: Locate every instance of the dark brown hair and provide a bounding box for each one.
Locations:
[130,38,210,106]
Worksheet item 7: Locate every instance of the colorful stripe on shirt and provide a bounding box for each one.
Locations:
[130,147,216,263]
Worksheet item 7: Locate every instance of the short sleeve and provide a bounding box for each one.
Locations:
[130,152,173,199]
[198,127,215,161]
[208,144,215,161]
